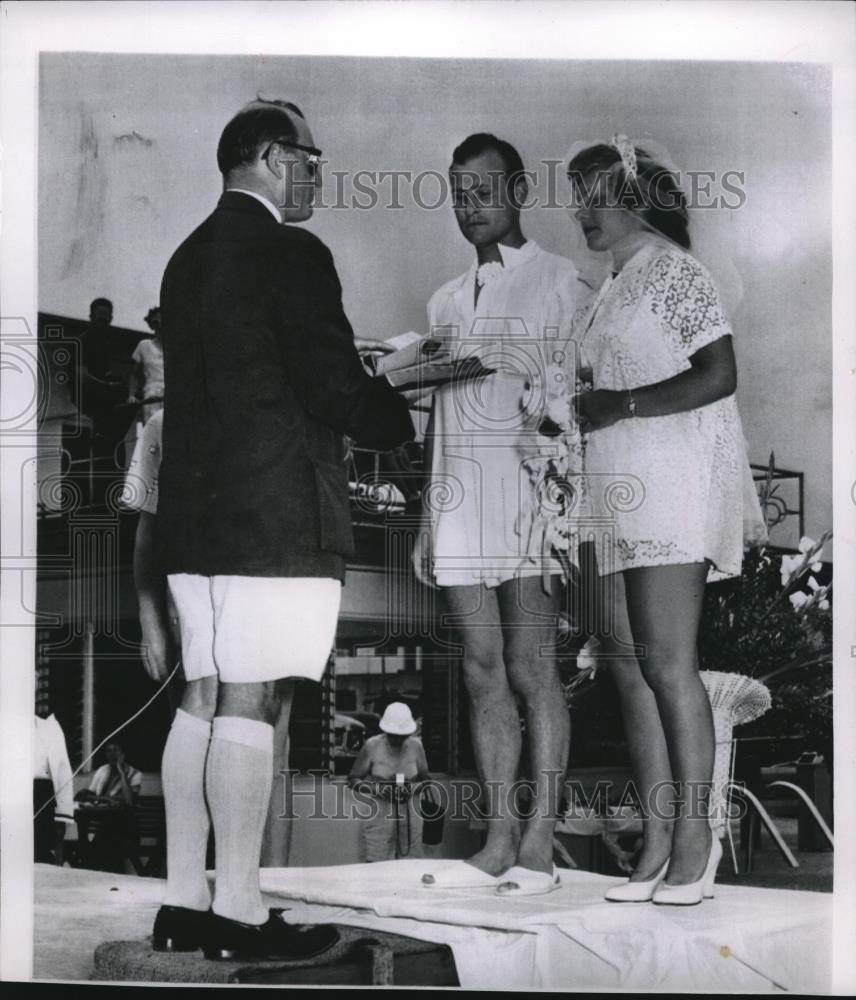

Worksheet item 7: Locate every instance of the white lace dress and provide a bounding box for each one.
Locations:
[573,239,765,580]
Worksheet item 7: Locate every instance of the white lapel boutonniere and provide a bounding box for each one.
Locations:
[476,261,504,288]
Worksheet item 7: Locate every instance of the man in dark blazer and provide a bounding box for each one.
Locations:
[152,99,414,962]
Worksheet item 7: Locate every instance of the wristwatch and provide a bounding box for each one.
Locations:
[626,390,637,418]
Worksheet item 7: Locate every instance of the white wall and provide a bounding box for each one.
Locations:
[39,54,832,542]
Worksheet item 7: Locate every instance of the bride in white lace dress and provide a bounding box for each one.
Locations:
[563,138,765,906]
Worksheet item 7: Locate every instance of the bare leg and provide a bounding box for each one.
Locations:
[218,680,281,724]
[499,575,569,874]
[261,679,295,867]
[180,675,219,721]
[622,562,715,885]
[595,564,674,881]
[441,584,520,876]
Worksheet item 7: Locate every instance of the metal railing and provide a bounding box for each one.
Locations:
[751,460,805,542]
[39,406,804,549]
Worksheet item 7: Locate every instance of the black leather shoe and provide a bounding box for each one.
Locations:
[152,904,211,952]
[202,909,340,962]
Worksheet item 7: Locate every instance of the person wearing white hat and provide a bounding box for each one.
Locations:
[348,703,431,862]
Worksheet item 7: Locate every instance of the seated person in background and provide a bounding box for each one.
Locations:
[128,306,165,425]
[348,703,431,862]
[85,742,143,805]
[75,742,143,873]
[33,710,76,865]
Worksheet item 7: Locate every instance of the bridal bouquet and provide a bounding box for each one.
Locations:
[515,362,588,572]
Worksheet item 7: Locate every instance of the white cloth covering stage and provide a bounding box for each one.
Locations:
[259,860,833,992]
[34,861,832,991]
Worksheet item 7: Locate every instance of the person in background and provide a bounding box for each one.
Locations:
[348,702,431,862]
[85,742,143,804]
[81,297,117,387]
[75,742,143,873]
[33,710,76,865]
[128,306,165,424]
[78,296,127,444]
[125,408,182,711]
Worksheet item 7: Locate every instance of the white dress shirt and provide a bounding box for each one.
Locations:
[422,242,584,587]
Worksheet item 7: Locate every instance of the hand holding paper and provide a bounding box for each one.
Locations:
[368,331,494,391]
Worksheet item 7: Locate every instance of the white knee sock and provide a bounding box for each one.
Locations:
[206,716,273,925]
[162,709,213,911]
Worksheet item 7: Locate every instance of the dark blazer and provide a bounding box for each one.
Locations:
[157,191,414,581]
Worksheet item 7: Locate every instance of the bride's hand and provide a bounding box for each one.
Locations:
[573,389,626,432]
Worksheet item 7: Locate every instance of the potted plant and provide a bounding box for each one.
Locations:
[697,452,832,832]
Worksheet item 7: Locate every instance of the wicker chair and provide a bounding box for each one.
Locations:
[701,671,771,831]
[701,670,774,872]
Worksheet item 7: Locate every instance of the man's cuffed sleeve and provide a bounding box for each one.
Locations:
[45,715,76,823]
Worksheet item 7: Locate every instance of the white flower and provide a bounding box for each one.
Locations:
[807,576,820,592]
[475,261,503,287]
[818,599,830,611]
[789,591,810,610]
[811,561,823,573]
[798,536,816,554]
[545,394,571,428]
[780,554,802,586]
[576,637,600,673]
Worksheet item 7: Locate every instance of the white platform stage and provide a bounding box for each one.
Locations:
[35,861,833,991]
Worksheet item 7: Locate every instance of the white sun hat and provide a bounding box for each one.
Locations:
[378,702,417,736]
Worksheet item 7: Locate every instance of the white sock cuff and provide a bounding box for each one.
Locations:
[212,716,274,755]
[173,708,213,740]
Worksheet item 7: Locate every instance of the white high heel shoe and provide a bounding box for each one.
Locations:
[604,859,669,903]
[652,833,722,906]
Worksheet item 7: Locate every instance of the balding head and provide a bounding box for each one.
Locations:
[217,98,320,224]
[217,98,306,178]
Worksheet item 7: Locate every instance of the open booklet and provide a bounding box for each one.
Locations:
[366,331,494,390]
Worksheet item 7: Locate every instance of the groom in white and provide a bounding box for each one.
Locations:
[418,133,586,894]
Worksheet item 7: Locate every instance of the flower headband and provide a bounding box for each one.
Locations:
[609,134,638,181]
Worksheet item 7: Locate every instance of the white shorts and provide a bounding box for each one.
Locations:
[167,574,342,684]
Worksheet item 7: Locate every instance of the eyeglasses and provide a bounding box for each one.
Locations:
[263,138,323,176]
